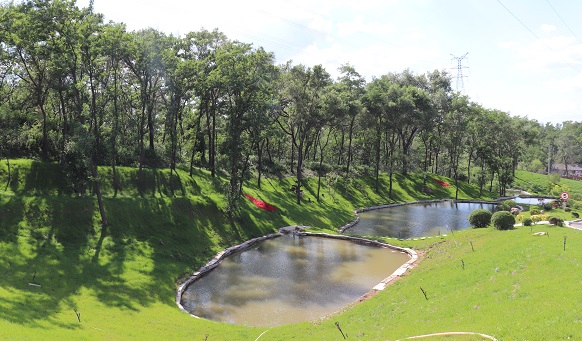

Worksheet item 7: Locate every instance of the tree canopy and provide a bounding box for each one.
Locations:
[1,0,581,215]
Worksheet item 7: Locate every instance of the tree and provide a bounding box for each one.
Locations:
[124,28,168,171]
[1,0,60,160]
[361,77,386,193]
[387,71,435,175]
[334,64,364,175]
[214,42,276,216]
[442,94,471,199]
[277,63,331,204]
[556,122,582,176]
[161,34,196,192]
[185,29,228,177]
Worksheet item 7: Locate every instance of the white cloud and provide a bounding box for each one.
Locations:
[336,16,397,37]
[511,35,582,73]
[498,41,518,49]
[541,24,557,32]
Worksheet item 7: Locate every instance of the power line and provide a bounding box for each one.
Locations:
[495,0,580,73]
[544,0,582,46]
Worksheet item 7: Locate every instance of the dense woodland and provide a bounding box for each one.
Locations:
[1,0,582,221]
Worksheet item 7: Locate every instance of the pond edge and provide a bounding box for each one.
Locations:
[175,226,418,318]
[338,199,501,234]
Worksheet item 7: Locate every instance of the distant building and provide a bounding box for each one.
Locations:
[550,164,582,176]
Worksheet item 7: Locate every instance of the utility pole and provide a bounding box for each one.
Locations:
[451,53,469,92]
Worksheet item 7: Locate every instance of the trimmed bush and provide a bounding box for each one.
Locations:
[522,217,533,226]
[491,211,515,230]
[564,207,571,212]
[543,203,553,211]
[529,206,541,215]
[497,203,510,212]
[468,209,492,228]
[503,199,518,208]
[548,216,564,226]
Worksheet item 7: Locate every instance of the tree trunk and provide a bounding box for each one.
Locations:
[296,139,304,205]
[257,140,264,189]
[374,120,382,193]
[40,104,49,161]
[91,165,108,227]
[290,136,295,175]
[346,116,355,176]
[4,157,10,191]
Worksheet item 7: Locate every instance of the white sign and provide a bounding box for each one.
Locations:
[560,192,570,200]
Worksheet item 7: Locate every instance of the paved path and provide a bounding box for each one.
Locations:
[566,219,582,230]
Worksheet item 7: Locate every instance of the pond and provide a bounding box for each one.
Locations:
[511,196,556,205]
[180,235,410,327]
[345,201,497,238]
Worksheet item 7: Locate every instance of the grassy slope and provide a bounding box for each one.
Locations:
[514,170,582,201]
[0,159,579,340]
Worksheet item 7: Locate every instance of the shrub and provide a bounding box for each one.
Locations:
[497,203,510,212]
[503,199,518,208]
[543,203,553,211]
[564,207,571,212]
[572,212,580,218]
[531,215,542,224]
[491,211,515,230]
[548,216,564,226]
[529,206,541,215]
[468,209,492,228]
[522,217,533,226]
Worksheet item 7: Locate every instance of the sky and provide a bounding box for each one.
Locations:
[76,0,582,124]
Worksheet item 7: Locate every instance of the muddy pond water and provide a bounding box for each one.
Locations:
[346,201,497,238]
[180,235,409,327]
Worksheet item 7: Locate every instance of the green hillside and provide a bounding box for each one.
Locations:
[1,159,581,340]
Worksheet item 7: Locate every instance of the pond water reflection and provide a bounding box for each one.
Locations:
[511,196,555,205]
[180,235,409,327]
[347,201,497,238]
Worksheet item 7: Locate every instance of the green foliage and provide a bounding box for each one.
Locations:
[550,183,571,197]
[496,203,510,211]
[468,209,492,228]
[522,217,533,226]
[548,216,564,226]
[529,206,541,215]
[523,158,545,173]
[547,173,561,185]
[491,211,515,230]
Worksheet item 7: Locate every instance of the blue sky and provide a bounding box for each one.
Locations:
[78,0,582,124]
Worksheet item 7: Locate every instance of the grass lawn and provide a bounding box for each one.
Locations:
[1,159,581,340]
